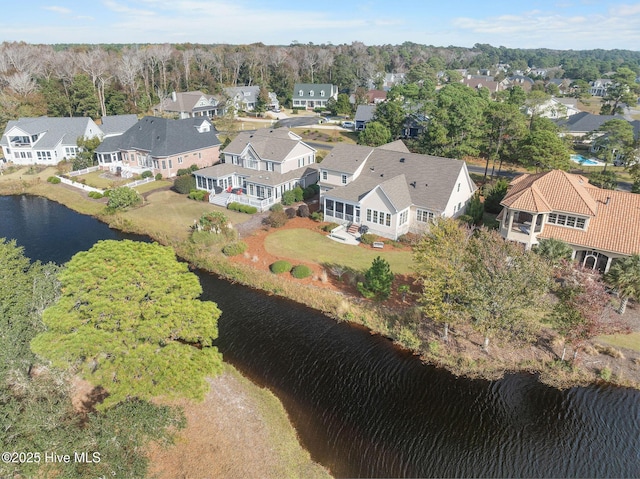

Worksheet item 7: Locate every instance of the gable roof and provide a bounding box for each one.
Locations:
[322,144,475,213]
[293,83,337,99]
[355,105,376,123]
[377,140,410,153]
[555,111,619,133]
[224,86,260,103]
[222,128,313,162]
[95,116,220,157]
[156,91,220,113]
[99,114,138,137]
[1,116,101,149]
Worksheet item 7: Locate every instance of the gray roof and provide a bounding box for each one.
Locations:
[555,112,620,133]
[1,116,101,149]
[355,105,376,123]
[155,91,220,113]
[100,114,138,136]
[95,116,220,157]
[224,86,260,104]
[323,144,474,213]
[320,143,375,174]
[293,83,337,99]
[223,129,313,161]
[377,140,410,153]
[196,162,318,187]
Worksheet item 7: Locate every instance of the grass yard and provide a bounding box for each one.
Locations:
[134,179,172,194]
[122,190,253,241]
[264,228,414,274]
[596,332,640,353]
[76,170,129,189]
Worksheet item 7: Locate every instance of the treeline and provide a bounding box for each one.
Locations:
[1,41,640,129]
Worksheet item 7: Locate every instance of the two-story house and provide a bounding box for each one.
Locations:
[1,116,105,165]
[292,84,338,110]
[497,170,640,272]
[318,141,476,240]
[153,91,225,119]
[224,86,279,112]
[95,116,220,178]
[194,128,318,210]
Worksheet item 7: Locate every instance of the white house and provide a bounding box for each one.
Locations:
[153,91,225,119]
[292,84,338,110]
[194,128,318,211]
[318,141,477,240]
[1,116,104,165]
[224,86,279,112]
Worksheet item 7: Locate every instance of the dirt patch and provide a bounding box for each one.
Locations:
[147,371,329,479]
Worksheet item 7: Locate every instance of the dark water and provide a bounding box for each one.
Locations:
[2,195,639,478]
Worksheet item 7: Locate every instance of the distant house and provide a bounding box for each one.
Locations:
[153,91,224,119]
[1,116,104,165]
[497,170,640,272]
[224,86,279,112]
[355,105,377,131]
[318,142,476,240]
[503,75,535,91]
[382,73,406,91]
[95,116,220,178]
[554,112,628,140]
[99,114,139,138]
[401,114,429,139]
[532,97,582,119]
[193,128,318,211]
[461,75,502,93]
[590,79,613,97]
[292,83,338,110]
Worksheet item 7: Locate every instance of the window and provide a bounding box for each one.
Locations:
[547,212,586,230]
[298,90,303,96]
[386,213,391,227]
[366,209,372,222]
[341,174,347,184]
[162,160,166,169]
[153,160,159,169]
[168,159,173,169]
[320,90,325,97]
[399,210,408,225]
[366,208,392,226]
[266,161,274,171]
[417,209,435,222]
[457,183,460,192]
[178,156,183,164]
[322,170,327,180]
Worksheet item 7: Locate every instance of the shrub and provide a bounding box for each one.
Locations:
[173,174,196,194]
[302,186,316,200]
[321,222,339,232]
[227,202,257,214]
[298,204,310,218]
[358,256,394,300]
[457,214,474,226]
[281,190,296,205]
[176,168,191,176]
[270,203,283,212]
[222,241,248,256]
[285,207,297,219]
[107,187,141,210]
[188,189,207,201]
[310,211,324,222]
[140,170,153,179]
[484,178,509,214]
[88,191,104,199]
[291,264,312,279]
[599,367,612,381]
[47,176,61,184]
[293,186,304,202]
[360,233,377,245]
[189,164,199,172]
[155,173,163,181]
[102,189,112,197]
[264,210,288,228]
[270,260,292,274]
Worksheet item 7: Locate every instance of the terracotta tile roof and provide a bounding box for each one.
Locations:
[538,188,640,255]
[504,170,640,256]
[501,170,597,216]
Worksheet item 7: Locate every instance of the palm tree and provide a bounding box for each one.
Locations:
[605,255,640,314]
[534,238,573,267]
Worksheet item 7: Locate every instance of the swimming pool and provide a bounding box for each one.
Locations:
[570,154,604,166]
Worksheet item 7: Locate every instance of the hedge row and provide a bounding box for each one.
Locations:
[227,202,258,214]
[269,261,312,279]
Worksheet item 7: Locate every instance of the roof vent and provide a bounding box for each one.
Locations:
[410,181,416,187]
[400,158,405,162]
[605,196,611,205]
[425,183,429,187]
[380,173,384,177]
[370,167,375,171]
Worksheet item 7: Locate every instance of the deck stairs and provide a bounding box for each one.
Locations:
[347,223,359,235]
[210,192,232,207]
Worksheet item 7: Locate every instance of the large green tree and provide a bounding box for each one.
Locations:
[482,101,527,178]
[600,67,640,115]
[358,256,394,300]
[31,240,223,409]
[592,118,636,171]
[358,120,392,147]
[413,218,471,340]
[518,118,573,171]
[465,229,551,351]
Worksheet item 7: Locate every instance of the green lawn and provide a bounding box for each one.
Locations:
[76,170,129,189]
[134,179,172,194]
[596,332,640,353]
[264,228,414,274]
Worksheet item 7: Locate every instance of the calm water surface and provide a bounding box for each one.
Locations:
[1,195,639,478]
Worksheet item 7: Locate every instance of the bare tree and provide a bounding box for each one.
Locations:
[4,71,38,97]
[117,47,144,108]
[227,50,244,86]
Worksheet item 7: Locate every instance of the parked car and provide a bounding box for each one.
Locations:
[342,121,355,129]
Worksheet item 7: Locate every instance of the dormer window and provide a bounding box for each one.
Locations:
[320,90,325,97]
[299,90,303,96]
[309,90,314,97]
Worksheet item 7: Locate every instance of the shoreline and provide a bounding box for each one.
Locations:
[2,171,639,392]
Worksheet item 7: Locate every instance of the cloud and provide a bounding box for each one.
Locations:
[43,5,73,15]
[102,0,156,17]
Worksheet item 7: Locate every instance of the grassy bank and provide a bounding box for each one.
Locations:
[4,176,639,393]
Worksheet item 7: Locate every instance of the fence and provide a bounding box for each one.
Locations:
[56,176,104,194]
[67,166,100,177]
[124,177,155,188]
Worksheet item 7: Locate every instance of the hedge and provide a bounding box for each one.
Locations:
[360,233,377,245]
[222,241,248,257]
[140,170,153,179]
[88,191,104,199]
[188,189,207,201]
[270,260,292,274]
[291,264,312,279]
[47,176,61,184]
[227,202,258,214]
[321,222,339,232]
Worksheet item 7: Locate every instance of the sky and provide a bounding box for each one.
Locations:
[4,0,640,50]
